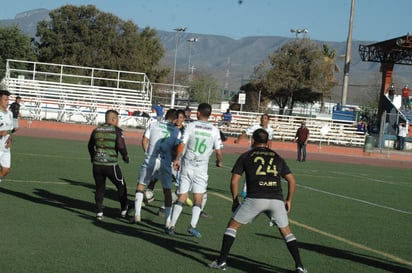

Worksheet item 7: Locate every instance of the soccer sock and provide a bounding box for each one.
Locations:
[164,206,172,227]
[170,202,184,227]
[201,192,208,211]
[190,205,202,228]
[134,191,144,217]
[284,233,303,268]
[218,228,237,263]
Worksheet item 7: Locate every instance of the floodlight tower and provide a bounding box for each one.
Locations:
[171,27,186,108]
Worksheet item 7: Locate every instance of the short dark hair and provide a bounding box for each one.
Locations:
[177,109,186,118]
[0,90,11,97]
[252,128,269,144]
[165,108,178,120]
[105,109,119,122]
[197,103,212,118]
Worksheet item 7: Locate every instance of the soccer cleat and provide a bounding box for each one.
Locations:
[157,207,165,217]
[96,212,103,221]
[129,215,141,224]
[200,211,210,218]
[240,191,246,198]
[187,226,202,238]
[165,227,175,235]
[208,260,227,270]
[296,266,307,273]
[121,206,129,218]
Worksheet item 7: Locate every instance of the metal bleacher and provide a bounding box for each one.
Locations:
[213,110,367,147]
[3,59,153,127]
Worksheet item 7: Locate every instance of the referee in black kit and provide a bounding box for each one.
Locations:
[209,128,307,273]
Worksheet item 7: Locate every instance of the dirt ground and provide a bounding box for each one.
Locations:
[14,120,412,169]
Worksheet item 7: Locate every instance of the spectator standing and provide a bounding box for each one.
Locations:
[401,84,410,110]
[221,109,232,127]
[152,102,164,121]
[87,110,130,221]
[9,96,21,130]
[209,129,307,273]
[0,90,15,183]
[397,122,408,150]
[294,122,309,162]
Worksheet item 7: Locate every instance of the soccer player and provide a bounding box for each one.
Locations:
[209,129,307,273]
[166,103,223,237]
[132,109,181,229]
[87,110,130,221]
[0,90,15,183]
[240,113,274,197]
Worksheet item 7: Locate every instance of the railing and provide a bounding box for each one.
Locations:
[3,59,153,126]
[213,110,366,147]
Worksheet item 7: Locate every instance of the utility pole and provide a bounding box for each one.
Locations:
[341,0,355,106]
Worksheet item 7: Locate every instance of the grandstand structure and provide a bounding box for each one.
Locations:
[3,59,153,127]
[1,59,373,148]
[209,110,368,147]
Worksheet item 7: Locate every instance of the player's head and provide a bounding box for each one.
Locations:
[165,108,178,122]
[252,128,269,145]
[197,103,212,119]
[175,109,186,127]
[105,109,119,125]
[0,90,11,110]
[260,114,270,127]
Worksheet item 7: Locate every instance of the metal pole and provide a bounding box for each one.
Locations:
[341,0,355,106]
[171,27,186,108]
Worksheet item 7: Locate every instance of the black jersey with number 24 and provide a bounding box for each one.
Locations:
[232,147,291,200]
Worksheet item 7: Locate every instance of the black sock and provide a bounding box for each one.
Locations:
[218,230,236,263]
[286,238,303,268]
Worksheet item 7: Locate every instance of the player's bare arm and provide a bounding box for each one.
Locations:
[215,149,223,167]
[230,173,241,211]
[141,136,149,153]
[173,142,185,170]
[284,173,297,212]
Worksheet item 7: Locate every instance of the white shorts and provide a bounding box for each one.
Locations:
[177,160,208,194]
[0,149,11,168]
[13,118,19,129]
[138,155,173,189]
[233,198,289,228]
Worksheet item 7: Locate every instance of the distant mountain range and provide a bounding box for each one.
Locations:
[1,8,411,105]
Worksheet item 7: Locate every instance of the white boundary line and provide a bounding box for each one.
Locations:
[208,191,412,268]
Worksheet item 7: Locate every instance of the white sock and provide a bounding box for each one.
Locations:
[164,207,172,227]
[190,205,202,228]
[201,192,208,211]
[134,192,144,217]
[170,203,183,227]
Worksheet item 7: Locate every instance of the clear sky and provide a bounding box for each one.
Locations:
[0,0,410,42]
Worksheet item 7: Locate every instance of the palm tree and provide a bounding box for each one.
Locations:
[320,44,339,112]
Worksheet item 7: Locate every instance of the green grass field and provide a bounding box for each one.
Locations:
[1,135,411,273]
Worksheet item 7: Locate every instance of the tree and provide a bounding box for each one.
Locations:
[186,74,220,104]
[0,25,37,79]
[35,5,168,83]
[244,38,331,115]
[319,44,339,112]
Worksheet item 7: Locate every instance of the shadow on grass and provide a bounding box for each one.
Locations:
[0,186,292,272]
[256,233,412,273]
